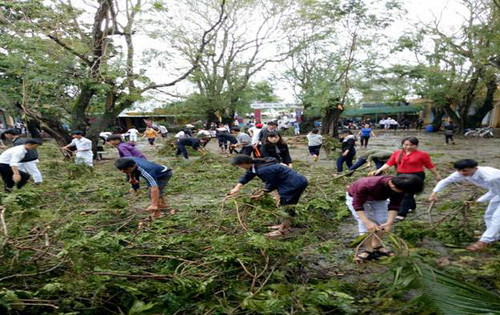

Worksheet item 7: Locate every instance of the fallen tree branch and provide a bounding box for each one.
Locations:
[0,259,65,282]
[0,206,8,238]
[93,271,171,279]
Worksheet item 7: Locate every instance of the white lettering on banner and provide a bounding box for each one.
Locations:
[250,102,301,109]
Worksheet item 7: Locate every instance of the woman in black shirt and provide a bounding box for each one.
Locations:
[261,132,292,167]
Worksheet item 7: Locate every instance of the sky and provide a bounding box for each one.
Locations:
[74,0,470,109]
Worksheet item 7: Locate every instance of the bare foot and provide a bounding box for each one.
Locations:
[466,241,490,252]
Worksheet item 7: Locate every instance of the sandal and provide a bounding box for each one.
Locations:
[267,224,282,230]
[466,241,490,252]
[354,249,379,263]
[265,229,291,238]
[373,245,395,257]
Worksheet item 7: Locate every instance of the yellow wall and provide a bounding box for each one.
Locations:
[490,100,500,128]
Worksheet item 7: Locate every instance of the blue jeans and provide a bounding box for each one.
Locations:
[336,150,355,172]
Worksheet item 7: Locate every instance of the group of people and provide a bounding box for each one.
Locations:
[0,121,497,262]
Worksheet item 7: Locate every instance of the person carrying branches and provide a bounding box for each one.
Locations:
[228,155,308,237]
[346,174,424,262]
[429,159,499,252]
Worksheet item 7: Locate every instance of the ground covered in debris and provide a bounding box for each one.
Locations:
[0,131,499,314]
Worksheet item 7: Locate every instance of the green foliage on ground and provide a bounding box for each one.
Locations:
[0,142,498,314]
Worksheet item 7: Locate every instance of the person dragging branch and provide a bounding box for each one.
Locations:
[115,157,174,219]
[429,159,499,252]
[346,174,424,262]
[228,155,308,237]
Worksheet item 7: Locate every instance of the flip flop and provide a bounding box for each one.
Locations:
[267,225,282,230]
[265,229,291,238]
[354,250,380,263]
[373,245,394,257]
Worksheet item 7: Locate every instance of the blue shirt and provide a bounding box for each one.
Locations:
[360,128,372,137]
[128,157,170,187]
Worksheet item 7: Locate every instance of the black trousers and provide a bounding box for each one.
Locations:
[0,163,30,191]
[445,135,454,144]
[397,171,425,217]
[360,136,370,147]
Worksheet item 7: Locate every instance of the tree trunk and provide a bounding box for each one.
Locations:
[443,104,463,130]
[468,76,497,128]
[321,102,344,138]
[205,109,219,127]
[431,107,445,131]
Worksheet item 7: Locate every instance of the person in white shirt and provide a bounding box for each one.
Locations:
[61,131,94,167]
[196,128,212,147]
[429,159,500,251]
[127,128,139,142]
[0,139,42,192]
[174,130,186,139]
[247,123,263,146]
[306,128,323,162]
[158,125,168,138]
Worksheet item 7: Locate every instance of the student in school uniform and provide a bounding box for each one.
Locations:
[0,139,42,192]
[306,128,323,162]
[429,159,500,251]
[229,155,308,237]
[216,130,238,154]
[2,129,43,184]
[61,130,94,167]
[260,131,292,167]
[336,129,356,174]
[115,157,174,218]
[127,127,140,142]
[175,137,209,159]
[231,127,253,156]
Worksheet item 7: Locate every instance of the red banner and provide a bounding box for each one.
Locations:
[254,109,261,122]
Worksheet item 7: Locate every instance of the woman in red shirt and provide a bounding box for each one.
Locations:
[370,137,442,220]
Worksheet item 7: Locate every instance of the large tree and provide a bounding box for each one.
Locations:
[167,0,292,124]
[0,0,226,152]
[390,0,499,130]
[284,0,403,136]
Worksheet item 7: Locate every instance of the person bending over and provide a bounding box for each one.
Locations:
[429,159,499,251]
[115,157,174,218]
[0,139,42,192]
[228,155,308,237]
[176,137,209,159]
[346,174,424,262]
